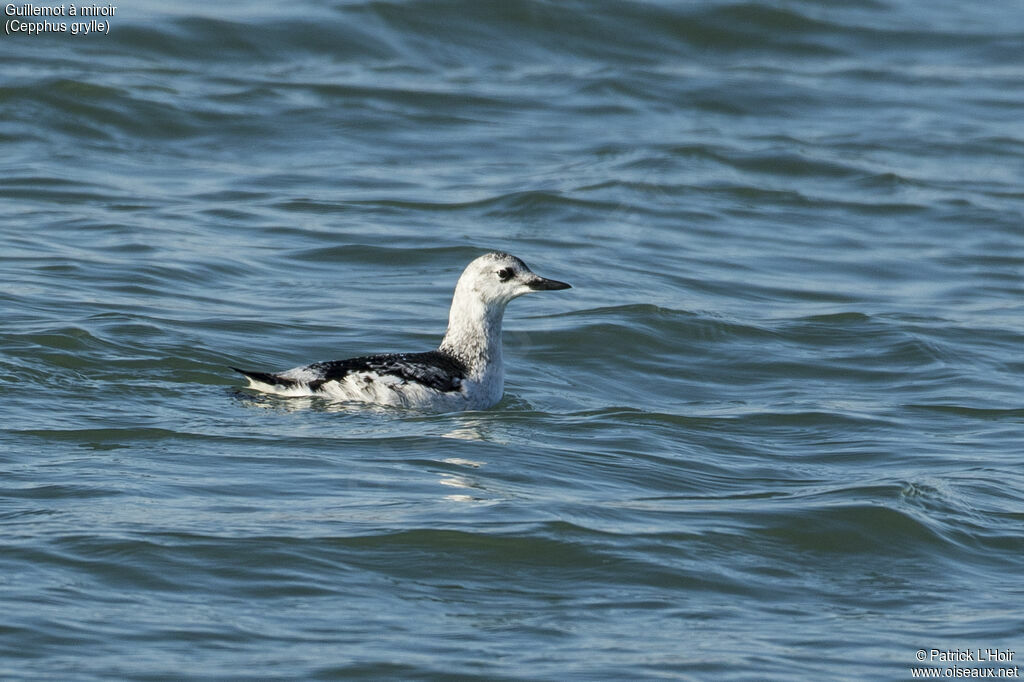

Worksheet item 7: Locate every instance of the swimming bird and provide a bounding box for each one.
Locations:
[231,252,571,411]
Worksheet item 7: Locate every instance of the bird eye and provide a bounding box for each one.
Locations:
[497,267,514,282]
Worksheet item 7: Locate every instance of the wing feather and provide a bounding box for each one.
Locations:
[233,351,467,394]
[307,351,467,393]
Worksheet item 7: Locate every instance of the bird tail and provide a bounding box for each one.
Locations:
[230,366,298,388]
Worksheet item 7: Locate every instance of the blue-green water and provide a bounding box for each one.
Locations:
[2,1,1023,679]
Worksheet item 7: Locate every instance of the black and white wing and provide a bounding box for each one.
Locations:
[232,350,468,394]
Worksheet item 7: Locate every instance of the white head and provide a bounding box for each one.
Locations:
[453,252,571,307]
[439,252,570,370]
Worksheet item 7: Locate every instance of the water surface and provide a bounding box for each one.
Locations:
[2,1,1023,679]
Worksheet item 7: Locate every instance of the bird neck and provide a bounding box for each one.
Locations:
[438,292,505,377]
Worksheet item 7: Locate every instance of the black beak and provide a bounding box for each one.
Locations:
[527,276,572,291]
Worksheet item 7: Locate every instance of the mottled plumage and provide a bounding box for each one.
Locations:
[232,252,570,411]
